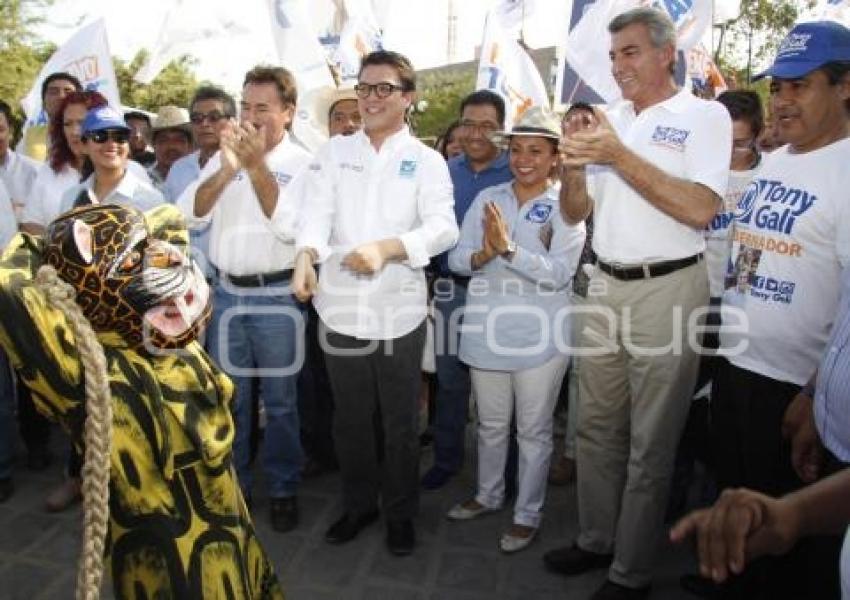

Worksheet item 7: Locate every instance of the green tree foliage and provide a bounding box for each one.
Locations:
[0,0,54,126]
[414,70,475,141]
[114,50,199,112]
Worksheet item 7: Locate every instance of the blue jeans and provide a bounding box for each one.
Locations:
[0,347,16,480]
[431,278,470,474]
[206,280,305,498]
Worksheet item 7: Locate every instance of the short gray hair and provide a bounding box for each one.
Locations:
[609,7,677,74]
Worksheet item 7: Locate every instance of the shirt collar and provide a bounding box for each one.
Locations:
[83,168,139,203]
[618,87,693,117]
[356,125,411,154]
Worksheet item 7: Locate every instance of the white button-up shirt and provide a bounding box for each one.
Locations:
[178,135,311,276]
[0,150,39,221]
[59,167,164,213]
[296,127,458,340]
[590,88,732,264]
[0,181,18,250]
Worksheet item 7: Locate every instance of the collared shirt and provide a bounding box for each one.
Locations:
[177,134,311,276]
[163,151,203,202]
[449,182,585,370]
[147,163,169,195]
[815,267,850,461]
[21,163,79,227]
[0,150,40,221]
[434,151,512,277]
[0,182,17,250]
[590,88,731,263]
[59,167,164,213]
[296,126,458,341]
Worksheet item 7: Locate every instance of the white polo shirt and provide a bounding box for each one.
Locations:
[720,138,850,385]
[59,167,164,213]
[22,163,79,227]
[0,150,39,221]
[590,88,732,264]
[296,127,458,341]
[177,134,311,276]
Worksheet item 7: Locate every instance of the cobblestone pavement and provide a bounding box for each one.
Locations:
[0,430,698,600]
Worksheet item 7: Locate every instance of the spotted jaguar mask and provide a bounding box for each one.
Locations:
[42,204,211,350]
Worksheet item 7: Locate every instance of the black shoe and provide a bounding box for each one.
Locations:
[26,450,51,471]
[386,519,415,556]
[324,509,380,544]
[543,543,613,576]
[680,573,723,598]
[590,580,651,600]
[0,478,13,503]
[269,496,298,533]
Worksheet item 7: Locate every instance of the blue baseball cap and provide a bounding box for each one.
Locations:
[754,20,850,81]
[81,105,131,137]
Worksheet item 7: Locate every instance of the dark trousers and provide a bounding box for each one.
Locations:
[322,321,425,521]
[298,303,337,469]
[711,358,842,600]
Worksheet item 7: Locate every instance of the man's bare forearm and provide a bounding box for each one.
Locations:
[194,167,235,217]
[614,148,720,229]
[247,164,279,219]
[559,167,593,225]
[787,468,850,537]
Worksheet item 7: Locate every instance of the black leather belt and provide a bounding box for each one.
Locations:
[220,269,293,287]
[597,253,703,281]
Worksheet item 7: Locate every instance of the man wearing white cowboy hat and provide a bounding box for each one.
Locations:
[148,105,192,193]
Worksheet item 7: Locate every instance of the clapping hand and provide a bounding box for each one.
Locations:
[483,202,510,255]
[560,108,625,168]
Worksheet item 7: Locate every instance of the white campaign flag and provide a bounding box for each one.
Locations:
[818,0,850,27]
[267,0,336,153]
[332,0,383,84]
[563,0,713,104]
[21,19,121,125]
[476,11,549,128]
[492,0,538,30]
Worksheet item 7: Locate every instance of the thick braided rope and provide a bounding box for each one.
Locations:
[35,265,112,600]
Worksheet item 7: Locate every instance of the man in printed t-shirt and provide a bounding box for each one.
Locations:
[713,20,850,600]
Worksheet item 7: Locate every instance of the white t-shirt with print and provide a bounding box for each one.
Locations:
[705,165,760,298]
[591,88,732,263]
[720,139,850,384]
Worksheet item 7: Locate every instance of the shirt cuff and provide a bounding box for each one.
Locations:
[399,231,430,269]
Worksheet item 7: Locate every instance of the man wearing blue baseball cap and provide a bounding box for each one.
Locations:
[698,19,850,600]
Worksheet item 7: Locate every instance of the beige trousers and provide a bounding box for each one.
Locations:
[576,260,709,588]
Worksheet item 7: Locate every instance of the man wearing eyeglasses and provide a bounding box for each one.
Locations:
[293,50,458,556]
[421,89,513,491]
[177,66,312,535]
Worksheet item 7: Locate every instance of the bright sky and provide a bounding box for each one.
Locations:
[36,0,569,90]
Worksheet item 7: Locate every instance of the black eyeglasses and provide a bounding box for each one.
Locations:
[86,129,130,144]
[354,82,407,99]
[189,110,230,124]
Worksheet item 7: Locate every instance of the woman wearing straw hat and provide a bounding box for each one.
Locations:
[445,106,585,552]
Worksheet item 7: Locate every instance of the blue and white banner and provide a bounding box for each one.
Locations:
[21,19,121,125]
[476,9,549,128]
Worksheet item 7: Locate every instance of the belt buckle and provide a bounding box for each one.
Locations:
[641,264,651,278]
[256,273,266,287]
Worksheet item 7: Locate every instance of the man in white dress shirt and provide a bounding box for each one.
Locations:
[178,66,311,534]
[293,50,458,556]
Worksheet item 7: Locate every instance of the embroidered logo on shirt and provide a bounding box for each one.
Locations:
[309,163,321,171]
[272,172,292,186]
[650,126,690,151]
[399,160,417,178]
[526,203,552,223]
[339,162,364,172]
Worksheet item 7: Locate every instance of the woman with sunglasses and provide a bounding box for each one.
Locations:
[22,95,153,236]
[445,106,585,553]
[58,105,164,214]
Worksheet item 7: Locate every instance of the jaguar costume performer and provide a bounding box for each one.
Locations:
[0,203,284,599]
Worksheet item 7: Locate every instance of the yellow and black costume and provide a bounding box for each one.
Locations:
[0,204,284,599]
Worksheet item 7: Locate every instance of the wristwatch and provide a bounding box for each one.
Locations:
[502,240,517,261]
